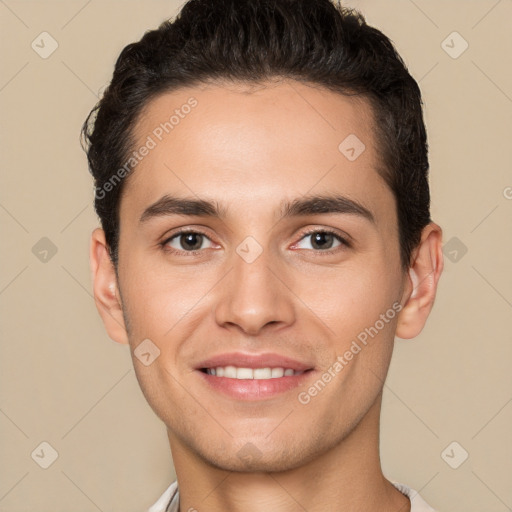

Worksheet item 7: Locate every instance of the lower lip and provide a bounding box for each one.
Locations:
[197,370,314,400]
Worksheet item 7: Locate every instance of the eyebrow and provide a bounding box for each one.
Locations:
[139,193,375,224]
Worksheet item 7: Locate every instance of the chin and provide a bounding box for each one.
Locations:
[208,455,303,474]
[198,440,315,474]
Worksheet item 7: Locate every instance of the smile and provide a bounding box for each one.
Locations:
[201,366,305,379]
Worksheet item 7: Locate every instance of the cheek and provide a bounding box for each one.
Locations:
[118,254,221,347]
[295,259,397,334]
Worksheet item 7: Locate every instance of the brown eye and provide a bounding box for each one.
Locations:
[310,232,336,250]
[178,233,204,251]
[163,231,213,253]
[295,230,348,251]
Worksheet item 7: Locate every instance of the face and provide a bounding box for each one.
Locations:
[113,80,409,471]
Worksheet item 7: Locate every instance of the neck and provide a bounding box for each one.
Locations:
[168,393,410,512]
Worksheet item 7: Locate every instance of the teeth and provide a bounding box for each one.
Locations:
[224,365,237,378]
[271,367,284,378]
[236,367,253,379]
[206,366,303,379]
[254,367,271,379]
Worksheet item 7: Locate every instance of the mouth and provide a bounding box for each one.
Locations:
[195,353,315,400]
[200,366,307,379]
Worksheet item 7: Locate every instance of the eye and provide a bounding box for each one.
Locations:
[160,228,350,256]
[293,229,350,252]
[162,230,214,253]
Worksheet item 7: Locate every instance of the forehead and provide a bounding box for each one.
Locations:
[121,79,392,224]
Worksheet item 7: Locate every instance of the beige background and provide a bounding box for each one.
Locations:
[1,0,511,511]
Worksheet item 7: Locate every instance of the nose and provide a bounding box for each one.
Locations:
[213,246,296,336]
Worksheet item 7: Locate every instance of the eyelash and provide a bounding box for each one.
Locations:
[160,228,351,256]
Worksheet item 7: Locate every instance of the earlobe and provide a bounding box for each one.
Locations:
[395,222,444,340]
[89,228,129,345]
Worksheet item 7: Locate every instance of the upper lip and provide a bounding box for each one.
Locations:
[196,352,313,372]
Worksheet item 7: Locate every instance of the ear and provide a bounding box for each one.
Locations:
[89,227,129,344]
[395,222,444,339]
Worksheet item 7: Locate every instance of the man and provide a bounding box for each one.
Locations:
[82,0,443,510]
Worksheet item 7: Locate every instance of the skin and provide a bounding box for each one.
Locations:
[90,79,443,512]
